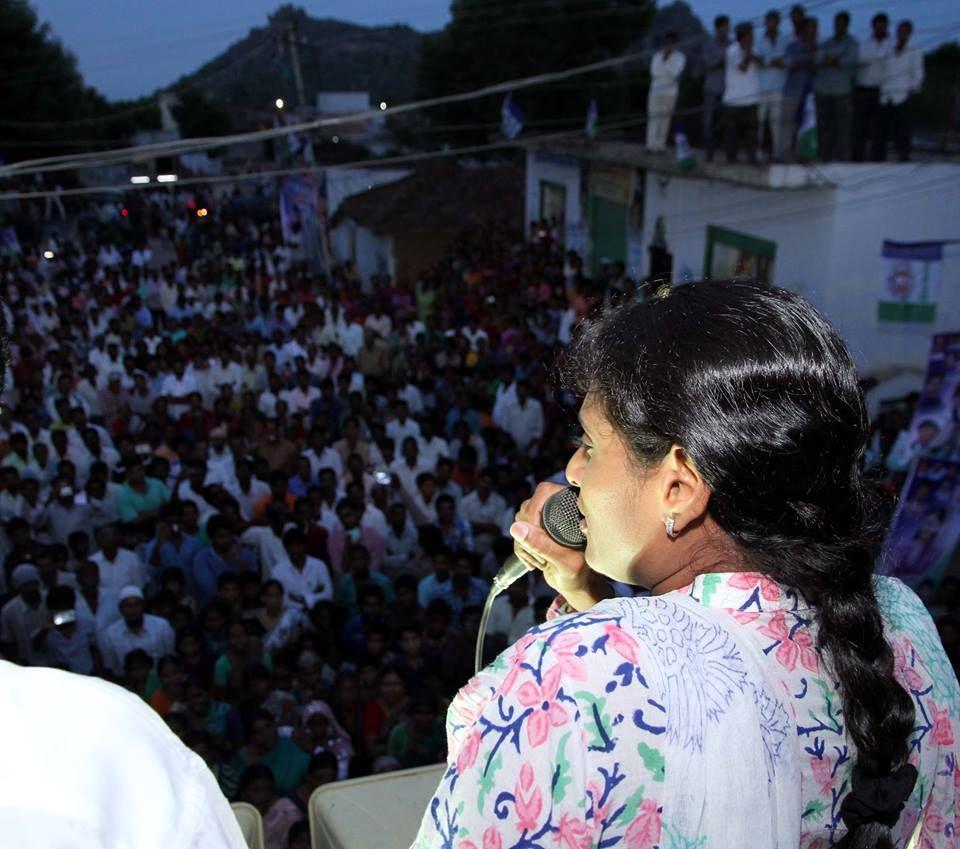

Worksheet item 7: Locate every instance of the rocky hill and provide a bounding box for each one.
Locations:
[170,9,423,113]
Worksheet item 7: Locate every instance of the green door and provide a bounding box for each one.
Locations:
[589,194,627,276]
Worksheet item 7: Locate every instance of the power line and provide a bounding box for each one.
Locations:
[2,3,955,176]
[0,0,855,177]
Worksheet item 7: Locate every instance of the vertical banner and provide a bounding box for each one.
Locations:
[279,175,319,244]
[881,332,960,585]
[877,240,944,323]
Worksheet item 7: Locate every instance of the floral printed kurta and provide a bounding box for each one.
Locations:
[412,573,960,849]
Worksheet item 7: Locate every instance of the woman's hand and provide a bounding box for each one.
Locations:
[510,482,610,612]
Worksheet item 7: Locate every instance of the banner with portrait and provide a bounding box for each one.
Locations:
[880,332,960,585]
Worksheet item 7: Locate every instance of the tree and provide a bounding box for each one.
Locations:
[0,0,159,167]
[415,0,654,146]
[915,42,960,149]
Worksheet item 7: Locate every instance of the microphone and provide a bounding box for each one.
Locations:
[491,486,586,594]
[476,486,586,674]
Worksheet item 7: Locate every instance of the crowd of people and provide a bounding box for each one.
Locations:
[0,186,609,849]
[0,182,952,848]
[646,3,926,163]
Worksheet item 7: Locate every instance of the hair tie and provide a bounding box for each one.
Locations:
[840,763,918,830]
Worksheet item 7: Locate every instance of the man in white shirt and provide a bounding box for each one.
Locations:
[227,459,271,522]
[90,524,145,593]
[364,305,392,340]
[755,10,788,161]
[302,428,344,481]
[205,427,237,490]
[854,12,891,160]
[390,437,431,498]
[338,320,364,358]
[386,401,421,447]
[271,529,333,611]
[0,658,246,848]
[459,470,508,556]
[239,509,290,579]
[723,22,763,164]
[98,585,175,677]
[160,360,199,420]
[875,19,923,162]
[646,32,687,153]
[418,418,450,473]
[497,381,544,453]
[382,502,420,577]
[281,371,322,417]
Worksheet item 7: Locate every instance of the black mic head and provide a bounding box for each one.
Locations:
[541,486,587,550]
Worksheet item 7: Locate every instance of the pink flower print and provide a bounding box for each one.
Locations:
[501,633,538,697]
[921,812,945,845]
[456,728,482,774]
[514,762,544,832]
[624,800,662,849]
[517,664,570,748]
[482,827,503,849]
[728,572,782,603]
[554,813,591,849]
[892,638,925,692]
[551,632,588,681]
[603,622,640,665]
[458,842,479,849]
[586,779,610,825]
[810,755,833,794]
[731,610,760,625]
[758,610,819,673]
[931,704,955,746]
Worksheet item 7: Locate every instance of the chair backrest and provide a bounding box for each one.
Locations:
[309,762,447,849]
[231,801,265,849]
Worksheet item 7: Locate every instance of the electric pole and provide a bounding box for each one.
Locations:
[287,21,307,111]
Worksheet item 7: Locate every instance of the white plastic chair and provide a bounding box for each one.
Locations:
[308,762,447,849]
[231,801,265,849]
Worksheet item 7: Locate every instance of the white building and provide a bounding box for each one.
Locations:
[315,91,391,156]
[525,142,960,377]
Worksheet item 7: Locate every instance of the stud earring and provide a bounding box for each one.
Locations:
[665,515,679,539]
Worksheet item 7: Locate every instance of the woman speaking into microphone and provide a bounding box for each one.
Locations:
[412,282,959,849]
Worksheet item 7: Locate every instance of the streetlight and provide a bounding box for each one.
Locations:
[379,101,387,111]
[275,98,285,110]
[130,175,150,185]
[157,174,178,183]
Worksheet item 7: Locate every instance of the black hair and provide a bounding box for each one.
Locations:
[309,751,338,774]
[714,14,729,26]
[565,281,915,848]
[47,585,76,611]
[238,763,275,795]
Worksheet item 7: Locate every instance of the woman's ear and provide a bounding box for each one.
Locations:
[660,445,710,533]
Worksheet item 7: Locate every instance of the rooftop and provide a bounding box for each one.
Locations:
[533,138,960,192]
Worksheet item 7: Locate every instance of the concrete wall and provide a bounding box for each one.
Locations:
[639,162,960,375]
[525,151,584,252]
[325,168,411,218]
[329,220,394,286]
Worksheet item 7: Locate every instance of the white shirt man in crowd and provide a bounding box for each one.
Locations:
[160,359,199,420]
[98,585,175,677]
[459,469,508,556]
[646,31,687,152]
[854,12,891,161]
[90,524,145,593]
[271,529,333,612]
[723,21,763,164]
[755,10,789,161]
[382,502,420,577]
[494,380,544,453]
[386,400,421,447]
[875,19,923,162]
